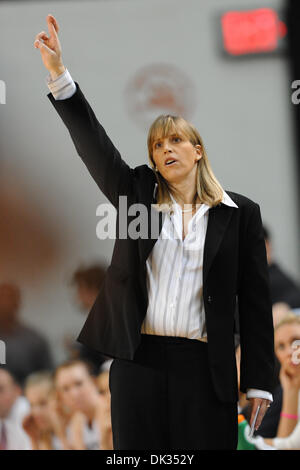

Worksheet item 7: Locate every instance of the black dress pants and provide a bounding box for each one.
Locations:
[109,334,238,450]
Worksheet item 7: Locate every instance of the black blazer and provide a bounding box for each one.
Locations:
[47,82,275,403]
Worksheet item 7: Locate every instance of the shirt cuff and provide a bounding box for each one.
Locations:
[246,388,273,402]
[45,67,76,100]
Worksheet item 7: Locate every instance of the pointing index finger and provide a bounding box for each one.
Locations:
[47,14,59,38]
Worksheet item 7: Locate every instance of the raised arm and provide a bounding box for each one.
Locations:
[34,14,135,207]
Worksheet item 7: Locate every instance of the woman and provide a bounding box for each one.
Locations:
[34,14,275,449]
[54,359,112,450]
[23,371,70,450]
[263,313,300,449]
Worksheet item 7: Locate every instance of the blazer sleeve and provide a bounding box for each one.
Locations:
[238,202,275,394]
[47,81,135,208]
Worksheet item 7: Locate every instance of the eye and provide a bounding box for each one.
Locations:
[154,142,162,148]
[172,136,181,142]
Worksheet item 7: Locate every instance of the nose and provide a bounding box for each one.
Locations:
[163,141,172,153]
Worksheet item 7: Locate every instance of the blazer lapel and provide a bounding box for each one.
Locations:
[138,204,166,264]
[203,204,235,285]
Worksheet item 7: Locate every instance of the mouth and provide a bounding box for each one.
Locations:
[164,158,178,167]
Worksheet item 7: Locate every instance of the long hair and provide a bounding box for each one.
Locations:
[147,115,224,210]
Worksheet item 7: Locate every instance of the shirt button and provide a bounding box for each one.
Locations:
[207,295,212,303]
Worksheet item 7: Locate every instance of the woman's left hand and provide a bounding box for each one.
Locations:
[249,398,271,432]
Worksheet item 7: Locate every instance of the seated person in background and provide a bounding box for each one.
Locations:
[264,226,300,309]
[263,313,300,449]
[23,371,71,450]
[0,367,31,450]
[65,265,110,375]
[96,370,113,450]
[241,304,293,437]
[54,359,110,449]
[0,282,53,386]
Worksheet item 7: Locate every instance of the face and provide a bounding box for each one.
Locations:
[275,323,300,376]
[152,133,202,185]
[55,364,97,413]
[0,370,20,418]
[25,383,52,431]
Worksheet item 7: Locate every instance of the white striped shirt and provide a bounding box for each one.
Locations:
[141,187,238,340]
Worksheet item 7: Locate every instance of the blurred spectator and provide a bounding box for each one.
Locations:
[239,312,300,446]
[271,302,291,391]
[0,367,31,450]
[23,371,70,450]
[262,313,300,449]
[65,264,110,375]
[54,359,113,449]
[241,301,287,431]
[0,282,53,386]
[96,370,113,450]
[264,226,300,308]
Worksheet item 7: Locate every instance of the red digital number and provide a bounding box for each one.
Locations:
[221,8,286,55]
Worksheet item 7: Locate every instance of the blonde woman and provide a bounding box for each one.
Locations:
[23,371,70,450]
[34,15,275,449]
[263,314,300,449]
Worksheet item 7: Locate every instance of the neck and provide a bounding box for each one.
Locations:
[169,172,199,208]
[170,187,200,209]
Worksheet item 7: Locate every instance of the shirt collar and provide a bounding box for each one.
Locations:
[222,190,238,208]
[168,189,238,209]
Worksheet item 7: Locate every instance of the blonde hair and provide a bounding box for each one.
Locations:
[274,312,300,332]
[53,359,94,382]
[147,114,224,209]
[24,370,54,394]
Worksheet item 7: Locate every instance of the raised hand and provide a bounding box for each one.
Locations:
[34,14,65,79]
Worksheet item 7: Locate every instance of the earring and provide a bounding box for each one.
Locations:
[155,166,159,172]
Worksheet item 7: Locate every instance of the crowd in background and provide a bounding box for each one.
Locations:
[0,265,113,450]
[0,226,300,450]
